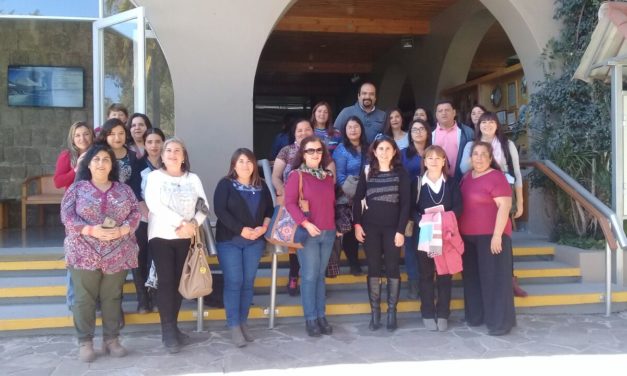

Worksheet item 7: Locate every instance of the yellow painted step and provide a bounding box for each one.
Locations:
[0,246,555,272]
[0,266,580,298]
[2,290,626,332]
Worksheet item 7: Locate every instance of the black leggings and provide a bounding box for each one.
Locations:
[150,237,190,331]
[363,225,401,278]
[342,228,361,267]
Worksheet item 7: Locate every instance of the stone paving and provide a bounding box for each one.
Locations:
[2,312,627,375]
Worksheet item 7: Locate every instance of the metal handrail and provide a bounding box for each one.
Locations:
[522,160,627,315]
[258,159,283,329]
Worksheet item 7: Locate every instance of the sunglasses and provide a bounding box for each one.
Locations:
[304,148,324,155]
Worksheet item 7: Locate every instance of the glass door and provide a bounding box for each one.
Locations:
[93,7,145,126]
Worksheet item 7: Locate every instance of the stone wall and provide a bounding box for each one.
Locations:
[0,19,93,226]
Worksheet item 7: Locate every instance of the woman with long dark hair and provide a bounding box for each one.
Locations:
[383,108,408,150]
[333,116,368,275]
[214,148,273,347]
[126,113,153,158]
[353,136,410,331]
[311,101,342,154]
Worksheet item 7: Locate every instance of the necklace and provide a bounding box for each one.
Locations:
[427,181,445,205]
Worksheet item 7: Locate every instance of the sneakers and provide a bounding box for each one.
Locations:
[287,277,299,296]
[103,338,128,357]
[78,341,96,363]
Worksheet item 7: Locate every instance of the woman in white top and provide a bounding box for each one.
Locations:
[145,138,209,354]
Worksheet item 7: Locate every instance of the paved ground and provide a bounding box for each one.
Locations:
[2,311,627,375]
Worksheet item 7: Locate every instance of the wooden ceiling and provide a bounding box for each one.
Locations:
[256,0,515,98]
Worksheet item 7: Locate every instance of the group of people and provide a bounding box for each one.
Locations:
[55,81,524,361]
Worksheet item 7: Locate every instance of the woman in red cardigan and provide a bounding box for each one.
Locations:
[54,121,94,189]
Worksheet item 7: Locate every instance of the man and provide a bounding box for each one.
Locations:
[431,100,474,181]
[334,82,386,143]
[95,103,129,136]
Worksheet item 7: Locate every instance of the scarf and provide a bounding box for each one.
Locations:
[299,163,330,180]
[491,137,504,167]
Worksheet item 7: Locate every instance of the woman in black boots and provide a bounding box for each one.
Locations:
[353,136,410,331]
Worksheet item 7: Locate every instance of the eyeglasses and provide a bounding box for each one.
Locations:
[411,127,427,134]
[304,148,324,155]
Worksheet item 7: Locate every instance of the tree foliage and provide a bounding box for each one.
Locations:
[528,0,617,238]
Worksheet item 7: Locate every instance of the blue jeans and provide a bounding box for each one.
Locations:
[404,232,419,281]
[296,230,335,321]
[217,236,266,327]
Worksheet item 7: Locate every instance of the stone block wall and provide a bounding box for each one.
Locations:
[0,19,93,226]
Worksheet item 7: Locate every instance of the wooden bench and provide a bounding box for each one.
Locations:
[21,175,65,229]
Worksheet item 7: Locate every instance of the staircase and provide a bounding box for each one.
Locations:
[1,230,627,334]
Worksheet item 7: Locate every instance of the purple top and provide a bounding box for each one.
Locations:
[61,180,141,273]
[285,170,335,231]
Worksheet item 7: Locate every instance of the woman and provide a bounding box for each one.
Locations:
[54,121,95,312]
[413,107,434,130]
[134,127,166,313]
[54,121,94,190]
[284,136,336,337]
[96,118,142,190]
[272,119,332,296]
[311,101,342,154]
[214,148,273,347]
[353,136,410,332]
[60,144,140,362]
[414,145,462,332]
[459,142,516,336]
[400,119,432,299]
[145,138,209,353]
[127,113,153,158]
[333,116,368,276]
[459,112,526,297]
[383,108,408,150]
[467,104,487,131]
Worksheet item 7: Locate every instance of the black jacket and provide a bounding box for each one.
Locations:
[213,178,274,242]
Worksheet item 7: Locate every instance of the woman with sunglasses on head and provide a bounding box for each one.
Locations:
[284,136,336,337]
[400,119,432,299]
[353,136,410,332]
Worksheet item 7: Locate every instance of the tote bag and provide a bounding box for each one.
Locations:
[178,229,213,299]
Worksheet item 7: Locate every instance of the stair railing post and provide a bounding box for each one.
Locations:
[196,296,205,332]
[605,241,612,317]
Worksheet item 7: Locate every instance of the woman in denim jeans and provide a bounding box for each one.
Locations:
[214,148,274,347]
[285,136,336,337]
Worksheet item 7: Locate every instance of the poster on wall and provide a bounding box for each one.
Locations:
[7,65,84,108]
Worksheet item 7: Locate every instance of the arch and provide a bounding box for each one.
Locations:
[378,63,409,111]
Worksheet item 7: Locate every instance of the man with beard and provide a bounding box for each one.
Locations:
[334,82,386,144]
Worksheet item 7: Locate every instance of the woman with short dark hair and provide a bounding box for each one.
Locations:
[61,144,140,362]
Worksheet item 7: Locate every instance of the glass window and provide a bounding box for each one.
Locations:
[0,0,98,18]
[103,0,136,17]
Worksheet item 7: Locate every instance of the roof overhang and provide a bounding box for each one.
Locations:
[574,2,627,83]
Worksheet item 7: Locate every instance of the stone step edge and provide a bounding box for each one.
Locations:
[2,290,626,332]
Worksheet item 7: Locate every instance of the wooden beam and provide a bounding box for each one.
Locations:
[276,16,430,35]
[258,61,373,74]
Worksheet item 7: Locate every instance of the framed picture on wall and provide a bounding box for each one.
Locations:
[507,81,517,108]
[507,110,517,125]
[7,65,84,108]
[496,110,507,124]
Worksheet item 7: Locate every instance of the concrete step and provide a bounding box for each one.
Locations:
[1,282,626,333]
[0,260,579,302]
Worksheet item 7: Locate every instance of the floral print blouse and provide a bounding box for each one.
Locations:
[61,180,141,273]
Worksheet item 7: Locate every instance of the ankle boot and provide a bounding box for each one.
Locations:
[367,277,382,331]
[104,337,128,357]
[162,323,181,354]
[512,276,528,297]
[78,340,96,362]
[386,278,400,331]
[306,319,321,337]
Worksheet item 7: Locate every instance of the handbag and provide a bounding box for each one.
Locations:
[265,171,310,248]
[325,237,341,278]
[178,228,213,299]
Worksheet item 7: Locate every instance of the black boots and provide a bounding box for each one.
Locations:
[367,277,382,331]
[386,278,400,331]
[305,319,321,337]
[317,317,333,335]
